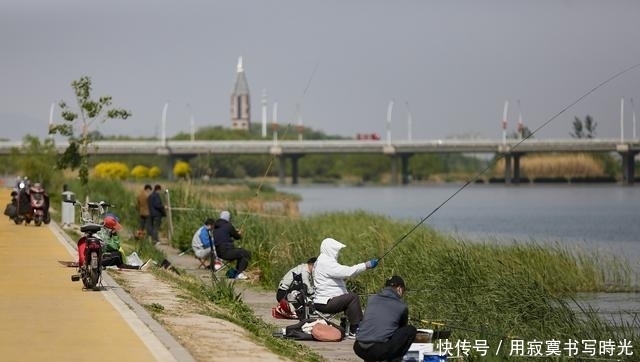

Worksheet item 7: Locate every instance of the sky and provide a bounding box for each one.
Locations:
[2,0,640,142]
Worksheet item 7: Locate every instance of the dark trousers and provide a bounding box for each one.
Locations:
[314,292,362,331]
[217,247,251,273]
[353,325,417,362]
[276,288,288,302]
[148,216,162,242]
[138,215,149,232]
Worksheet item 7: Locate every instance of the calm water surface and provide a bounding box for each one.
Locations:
[278,183,640,260]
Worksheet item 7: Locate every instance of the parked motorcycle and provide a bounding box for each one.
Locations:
[5,178,27,223]
[26,183,50,226]
[71,222,104,290]
[8,181,50,226]
[68,200,114,290]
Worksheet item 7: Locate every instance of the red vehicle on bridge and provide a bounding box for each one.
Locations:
[356,133,381,140]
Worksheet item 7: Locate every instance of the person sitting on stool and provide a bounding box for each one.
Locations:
[312,237,378,338]
[191,218,223,270]
[212,210,251,280]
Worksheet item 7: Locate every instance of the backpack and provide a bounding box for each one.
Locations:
[283,318,345,341]
[4,203,16,217]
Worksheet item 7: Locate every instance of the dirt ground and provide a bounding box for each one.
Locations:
[109,242,361,362]
[111,267,293,362]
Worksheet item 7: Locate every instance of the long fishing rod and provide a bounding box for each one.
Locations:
[236,62,320,231]
[379,62,640,261]
[252,60,320,199]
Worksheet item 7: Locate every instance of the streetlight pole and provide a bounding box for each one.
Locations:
[386,100,394,147]
[502,100,509,144]
[405,101,412,141]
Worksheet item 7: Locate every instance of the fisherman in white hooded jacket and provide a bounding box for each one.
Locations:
[313,237,378,338]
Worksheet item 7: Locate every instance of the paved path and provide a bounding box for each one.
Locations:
[154,243,361,362]
[0,191,192,362]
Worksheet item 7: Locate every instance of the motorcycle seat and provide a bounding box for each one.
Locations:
[80,223,103,234]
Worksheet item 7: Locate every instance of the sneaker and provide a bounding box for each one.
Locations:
[139,259,152,271]
[235,272,249,280]
[347,332,357,339]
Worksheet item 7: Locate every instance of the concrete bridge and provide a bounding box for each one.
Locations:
[1,138,638,185]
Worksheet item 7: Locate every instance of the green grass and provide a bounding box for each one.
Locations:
[62,180,640,361]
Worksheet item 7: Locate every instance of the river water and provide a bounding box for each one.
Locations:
[278,184,640,260]
[277,183,640,322]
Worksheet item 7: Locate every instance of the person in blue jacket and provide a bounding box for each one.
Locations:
[192,217,223,270]
[353,275,417,362]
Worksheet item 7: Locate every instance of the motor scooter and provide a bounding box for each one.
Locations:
[71,222,104,290]
[68,200,114,290]
[9,182,50,226]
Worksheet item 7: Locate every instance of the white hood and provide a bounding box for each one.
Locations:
[320,237,345,261]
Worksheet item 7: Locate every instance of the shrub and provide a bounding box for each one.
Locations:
[130,165,150,179]
[148,166,162,178]
[93,162,129,180]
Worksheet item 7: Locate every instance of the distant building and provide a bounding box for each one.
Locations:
[230,56,250,130]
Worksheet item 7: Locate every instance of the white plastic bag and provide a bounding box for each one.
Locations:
[126,251,143,267]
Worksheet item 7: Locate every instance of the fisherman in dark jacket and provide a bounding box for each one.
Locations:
[147,184,166,244]
[212,210,251,280]
[353,275,417,362]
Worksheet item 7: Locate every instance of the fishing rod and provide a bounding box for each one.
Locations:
[378,61,640,261]
[252,61,320,199]
[236,61,320,231]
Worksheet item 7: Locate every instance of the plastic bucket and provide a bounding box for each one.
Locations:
[423,352,446,362]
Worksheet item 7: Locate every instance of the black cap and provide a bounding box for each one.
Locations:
[306,256,318,264]
[385,275,406,289]
[204,218,215,225]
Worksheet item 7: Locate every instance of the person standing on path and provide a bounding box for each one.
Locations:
[135,184,152,239]
[147,184,166,244]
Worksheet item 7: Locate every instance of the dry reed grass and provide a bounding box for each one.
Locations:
[494,153,605,180]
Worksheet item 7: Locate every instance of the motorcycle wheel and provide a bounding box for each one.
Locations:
[34,216,42,226]
[13,217,22,225]
[87,252,101,290]
[80,266,92,289]
[43,214,51,224]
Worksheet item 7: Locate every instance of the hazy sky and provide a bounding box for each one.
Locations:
[2,0,640,142]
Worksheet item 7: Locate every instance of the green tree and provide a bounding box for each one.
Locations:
[48,76,131,193]
[571,115,597,139]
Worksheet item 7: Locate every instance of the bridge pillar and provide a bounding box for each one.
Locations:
[167,153,179,180]
[503,154,512,184]
[278,156,286,185]
[620,151,638,185]
[390,156,398,185]
[400,154,413,185]
[290,154,302,185]
[513,153,522,184]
